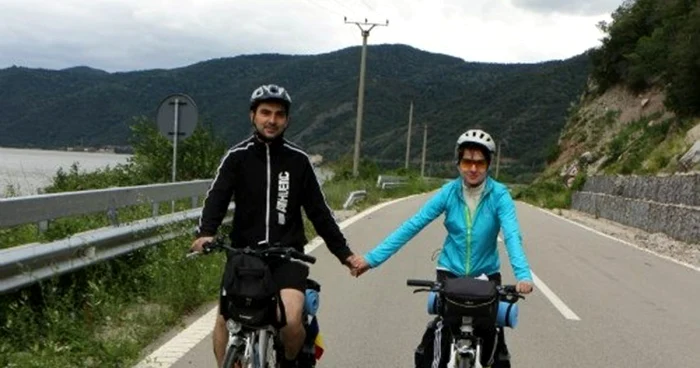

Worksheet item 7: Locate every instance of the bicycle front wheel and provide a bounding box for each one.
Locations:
[264,333,278,368]
[223,344,245,368]
[455,356,473,368]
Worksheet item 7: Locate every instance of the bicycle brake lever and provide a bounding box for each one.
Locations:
[505,294,525,302]
[412,288,431,294]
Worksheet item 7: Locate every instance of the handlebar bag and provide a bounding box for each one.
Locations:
[442,277,498,326]
[221,253,279,327]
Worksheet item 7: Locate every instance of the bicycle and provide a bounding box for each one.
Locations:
[188,238,322,368]
[407,276,524,368]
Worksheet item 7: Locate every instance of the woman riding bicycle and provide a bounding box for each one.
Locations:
[350,129,534,368]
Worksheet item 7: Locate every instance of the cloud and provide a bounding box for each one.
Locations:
[510,0,622,16]
[0,0,615,72]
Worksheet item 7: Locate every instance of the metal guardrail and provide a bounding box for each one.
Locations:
[376,175,407,189]
[342,190,367,209]
[0,180,213,229]
[0,172,369,295]
[381,182,406,189]
[0,205,234,295]
[0,179,226,295]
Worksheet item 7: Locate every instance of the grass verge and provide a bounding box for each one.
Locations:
[0,173,442,367]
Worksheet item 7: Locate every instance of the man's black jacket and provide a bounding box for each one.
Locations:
[196,135,353,263]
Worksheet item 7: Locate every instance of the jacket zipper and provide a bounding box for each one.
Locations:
[464,192,485,276]
[465,205,472,275]
[265,144,271,243]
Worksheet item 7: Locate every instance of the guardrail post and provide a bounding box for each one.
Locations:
[80,245,96,259]
[191,196,199,209]
[107,206,119,226]
[152,202,160,217]
[38,220,49,234]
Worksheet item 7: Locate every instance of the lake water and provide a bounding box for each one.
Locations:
[0,147,333,198]
[0,147,131,197]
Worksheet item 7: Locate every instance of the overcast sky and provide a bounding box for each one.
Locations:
[0,0,622,72]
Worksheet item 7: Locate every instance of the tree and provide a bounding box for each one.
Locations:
[665,5,700,116]
[128,116,228,183]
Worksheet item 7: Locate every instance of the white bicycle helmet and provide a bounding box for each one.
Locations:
[455,129,496,160]
[249,84,292,111]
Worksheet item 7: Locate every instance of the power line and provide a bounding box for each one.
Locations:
[330,0,362,17]
[303,0,344,18]
[354,0,383,19]
[360,0,375,11]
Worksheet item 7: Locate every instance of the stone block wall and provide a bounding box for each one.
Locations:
[571,174,699,243]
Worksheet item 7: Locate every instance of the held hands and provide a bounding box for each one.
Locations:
[344,254,371,278]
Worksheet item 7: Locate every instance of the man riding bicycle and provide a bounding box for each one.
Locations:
[190,84,357,368]
[349,129,534,367]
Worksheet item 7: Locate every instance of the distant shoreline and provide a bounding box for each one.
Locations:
[1,148,132,197]
[0,146,132,157]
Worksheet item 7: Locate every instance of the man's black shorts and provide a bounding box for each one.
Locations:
[267,259,310,292]
[218,259,309,316]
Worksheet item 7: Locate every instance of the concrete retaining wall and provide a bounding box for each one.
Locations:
[572,174,699,244]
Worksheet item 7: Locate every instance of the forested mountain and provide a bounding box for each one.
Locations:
[0,44,590,178]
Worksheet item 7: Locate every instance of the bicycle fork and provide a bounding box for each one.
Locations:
[448,317,483,368]
[257,329,269,367]
[228,331,259,368]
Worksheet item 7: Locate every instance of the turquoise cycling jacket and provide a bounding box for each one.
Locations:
[364,176,532,281]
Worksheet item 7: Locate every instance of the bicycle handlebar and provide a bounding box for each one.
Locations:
[187,237,317,264]
[406,279,437,288]
[406,278,524,299]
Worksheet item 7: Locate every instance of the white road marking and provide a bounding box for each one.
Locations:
[132,308,219,367]
[531,271,581,321]
[498,237,581,321]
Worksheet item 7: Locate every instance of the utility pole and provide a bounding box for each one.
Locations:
[405,101,413,170]
[421,124,427,177]
[344,17,389,177]
[495,141,501,179]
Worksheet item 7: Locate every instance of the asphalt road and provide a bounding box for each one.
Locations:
[140,192,700,368]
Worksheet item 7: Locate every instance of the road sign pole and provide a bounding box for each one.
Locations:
[171,98,180,212]
[172,98,180,183]
[155,93,198,212]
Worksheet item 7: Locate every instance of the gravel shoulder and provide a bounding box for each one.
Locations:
[552,207,700,268]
